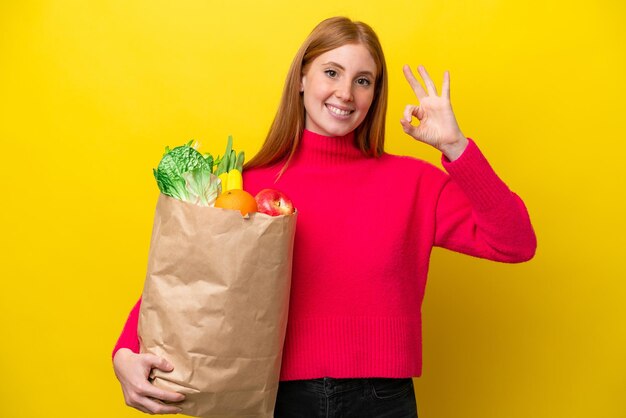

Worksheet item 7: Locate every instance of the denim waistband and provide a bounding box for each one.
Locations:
[281,377,412,396]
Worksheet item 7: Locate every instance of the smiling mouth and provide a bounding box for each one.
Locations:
[326,104,353,117]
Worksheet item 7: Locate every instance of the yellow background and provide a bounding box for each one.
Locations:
[1,0,625,417]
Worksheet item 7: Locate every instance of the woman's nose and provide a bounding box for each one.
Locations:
[334,81,353,101]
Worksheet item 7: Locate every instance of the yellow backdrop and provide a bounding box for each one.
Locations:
[1,1,625,417]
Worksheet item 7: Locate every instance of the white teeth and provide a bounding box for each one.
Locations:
[327,105,352,116]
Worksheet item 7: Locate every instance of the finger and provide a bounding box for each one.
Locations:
[144,354,174,372]
[140,382,186,403]
[417,65,438,96]
[132,403,154,415]
[442,70,450,100]
[404,104,426,122]
[403,104,418,122]
[402,64,427,101]
[140,396,183,415]
[127,391,183,415]
[400,118,419,139]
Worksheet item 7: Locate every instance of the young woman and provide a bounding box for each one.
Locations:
[113,16,536,417]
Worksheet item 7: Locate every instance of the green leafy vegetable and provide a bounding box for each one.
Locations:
[183,167,220,207]
[153,141,220,206]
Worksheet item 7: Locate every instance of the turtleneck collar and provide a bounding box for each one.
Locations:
[291,129,366,168]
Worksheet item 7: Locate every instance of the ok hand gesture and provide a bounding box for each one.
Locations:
[400,65,468,161]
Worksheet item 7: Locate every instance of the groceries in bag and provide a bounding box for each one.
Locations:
[138,135,297,418]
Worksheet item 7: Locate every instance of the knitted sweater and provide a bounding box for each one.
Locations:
[113,129,536,380]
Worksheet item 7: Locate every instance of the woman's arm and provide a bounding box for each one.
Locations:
[112,297,185,414]
[435,139,536,262]
[112,297,141,358]
[400,65,536,262]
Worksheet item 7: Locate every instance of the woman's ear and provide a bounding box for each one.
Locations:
[300,75,306,92]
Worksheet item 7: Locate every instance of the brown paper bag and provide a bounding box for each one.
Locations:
[138,194,297,418]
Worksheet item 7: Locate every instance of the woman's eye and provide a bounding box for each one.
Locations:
[356,78,371,86]
[324,69,337,78]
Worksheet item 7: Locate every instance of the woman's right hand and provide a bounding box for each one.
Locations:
[113,348,185,414]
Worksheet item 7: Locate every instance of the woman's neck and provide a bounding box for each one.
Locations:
[291,129,365,167]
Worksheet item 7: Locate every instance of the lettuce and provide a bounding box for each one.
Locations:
[153,141,221,206]
[183,167,221,207]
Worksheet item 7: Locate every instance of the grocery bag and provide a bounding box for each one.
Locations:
[138,194,297,418]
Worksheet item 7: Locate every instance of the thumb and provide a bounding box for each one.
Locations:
[144,354,174,372]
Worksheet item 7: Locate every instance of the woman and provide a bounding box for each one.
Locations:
[113,16,536,417]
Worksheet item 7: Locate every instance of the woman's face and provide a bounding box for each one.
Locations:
[301,43,377,137]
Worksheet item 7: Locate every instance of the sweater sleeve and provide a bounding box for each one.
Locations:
[434,138,537,262]
[112,297,142,359]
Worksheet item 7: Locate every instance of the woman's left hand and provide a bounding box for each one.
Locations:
[400,65,468,161]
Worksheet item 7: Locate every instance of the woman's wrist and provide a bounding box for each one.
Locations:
[440,133,468,161]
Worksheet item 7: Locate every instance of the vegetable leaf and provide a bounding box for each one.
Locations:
[153,143,215,204]
[182,168,221,207]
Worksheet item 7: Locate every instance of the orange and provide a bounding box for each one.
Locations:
[214,189,258,216]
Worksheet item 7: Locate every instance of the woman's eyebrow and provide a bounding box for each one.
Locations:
[323,61,375,78]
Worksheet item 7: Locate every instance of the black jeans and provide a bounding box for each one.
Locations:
[274,377,418,418]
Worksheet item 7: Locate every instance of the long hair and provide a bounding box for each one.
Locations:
[245,16,388,172]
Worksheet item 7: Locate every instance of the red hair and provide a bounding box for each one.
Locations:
[245,16,388,172]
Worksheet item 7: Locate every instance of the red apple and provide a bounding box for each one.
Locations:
[254,188,295,216]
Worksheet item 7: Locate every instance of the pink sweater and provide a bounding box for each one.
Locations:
[113,129,536,380]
